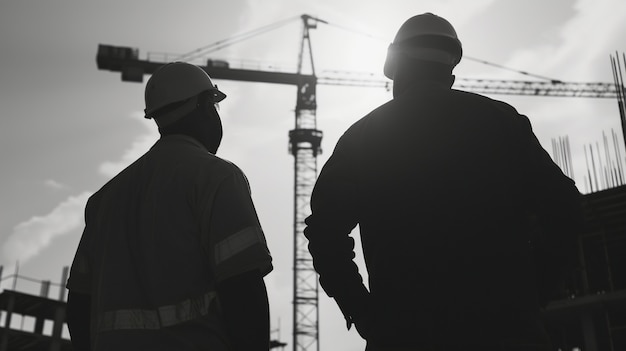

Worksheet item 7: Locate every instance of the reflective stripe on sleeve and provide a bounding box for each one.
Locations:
[98,291,217,331]
[214,226,263,265]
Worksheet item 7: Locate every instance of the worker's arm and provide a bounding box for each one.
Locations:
[304,132,370,338]
[201,169,273,350]
[217,269,269,351]
[66,291,91,351]
[519,115,584,304]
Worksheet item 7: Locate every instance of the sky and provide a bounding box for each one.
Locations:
[1,0,626,349]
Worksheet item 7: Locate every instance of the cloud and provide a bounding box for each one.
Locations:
[0,112,155,268]
[505,0,626,82]
[484,0,626,192]
[43,179,68,190]
[98,111,159,178]
[1,192,92,265]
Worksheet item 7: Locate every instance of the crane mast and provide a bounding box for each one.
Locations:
[288,14,323,351]
[289,15,323,351]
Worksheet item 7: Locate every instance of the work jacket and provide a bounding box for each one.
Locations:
[67,135,272,350]
[305,81,583,350]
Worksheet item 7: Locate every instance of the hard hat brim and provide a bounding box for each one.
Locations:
[211,89,226,103]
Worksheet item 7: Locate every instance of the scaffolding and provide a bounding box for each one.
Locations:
[0,267,71,351]
[544,185,626,350]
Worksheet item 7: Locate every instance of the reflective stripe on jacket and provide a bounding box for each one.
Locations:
[99,291,217,331]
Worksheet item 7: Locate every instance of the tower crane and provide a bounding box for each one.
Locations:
[94,14,620,351]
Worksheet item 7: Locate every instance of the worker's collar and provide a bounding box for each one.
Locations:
[154,134,209,152]
[393,77,453,98]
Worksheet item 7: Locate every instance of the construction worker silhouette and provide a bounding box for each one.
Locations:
[305,13,583,351]
[66,62,273,351]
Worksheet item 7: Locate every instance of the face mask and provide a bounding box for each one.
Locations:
[204,105,223,154]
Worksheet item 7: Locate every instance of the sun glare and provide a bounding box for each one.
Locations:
[316,29,389,77]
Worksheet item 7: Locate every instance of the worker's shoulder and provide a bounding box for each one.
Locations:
[203,156,245,177]
[95,137,244,190]
[362,87,519,117]
[182,149,247,182]
[156,135,242,171]
[450,88,521,114]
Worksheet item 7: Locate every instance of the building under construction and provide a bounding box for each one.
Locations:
[544,185,626,350]
[1,184,625,350]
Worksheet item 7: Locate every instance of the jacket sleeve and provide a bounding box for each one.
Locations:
[203,170,273,283]
[67,193,99,294]
[518,115,584,303]
[304,132,370,327]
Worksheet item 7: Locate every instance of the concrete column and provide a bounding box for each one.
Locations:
[58,267,69,302]
[50,304,66,351]
[0,294,16,351]
[581,311,598,351]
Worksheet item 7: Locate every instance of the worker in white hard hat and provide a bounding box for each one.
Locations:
[66,62,273,351]
[305,13,583,350]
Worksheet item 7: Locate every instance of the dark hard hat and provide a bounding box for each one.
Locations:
[384,13,463,79]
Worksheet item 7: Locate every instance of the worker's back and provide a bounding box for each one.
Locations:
[312,81,581,348]
[70,135,235,350]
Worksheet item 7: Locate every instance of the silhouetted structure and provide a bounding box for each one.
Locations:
[0,290,71,351]
[544,185,626,351]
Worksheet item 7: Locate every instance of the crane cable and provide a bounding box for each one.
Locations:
[463,56,563,83]
[323,20,388,42]
[177,15,301,62]
[178,14,565,84]
[325,19,565,83]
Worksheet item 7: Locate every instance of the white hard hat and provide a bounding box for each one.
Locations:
[144,62,226,127]
[383,13,462,79]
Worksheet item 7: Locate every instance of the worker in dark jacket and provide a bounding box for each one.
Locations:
[304,13,583,351]
[66,62,273,351]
